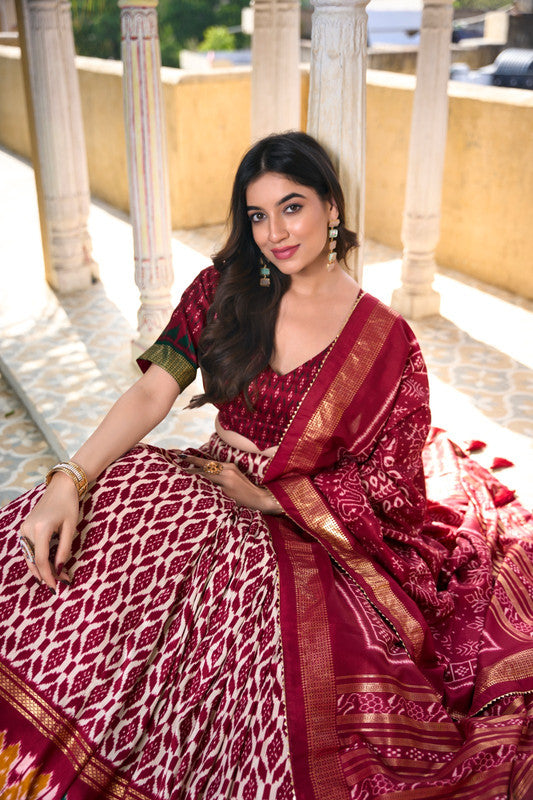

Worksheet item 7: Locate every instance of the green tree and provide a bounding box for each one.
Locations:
[198,25,236,51]
[213,0,251,49]
[72,0,121,60]
[159,0,216,52]
[71,0,251,66]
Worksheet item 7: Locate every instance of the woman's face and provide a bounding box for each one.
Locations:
[245,172,338,278]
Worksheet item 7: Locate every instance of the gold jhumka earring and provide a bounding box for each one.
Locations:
[327,217,340,271]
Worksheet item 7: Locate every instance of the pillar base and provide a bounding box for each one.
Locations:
[51,264,96,294]
[390,286,441,320]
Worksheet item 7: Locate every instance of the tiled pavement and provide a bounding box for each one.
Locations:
[1,146,532,508]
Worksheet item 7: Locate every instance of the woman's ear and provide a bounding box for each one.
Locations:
[329,199,339,221]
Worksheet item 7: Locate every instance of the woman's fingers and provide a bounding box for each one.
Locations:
[180,454,225,477]
[33,528,57,592]
[183,458,233,487]
[19,520,75,594]
[179,454,265,510]
[54,519,76,586]
[178,453,214,468]
[23,552,43,586]
[18,524,44,585]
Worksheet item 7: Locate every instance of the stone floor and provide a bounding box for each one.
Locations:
[1,145,532,509]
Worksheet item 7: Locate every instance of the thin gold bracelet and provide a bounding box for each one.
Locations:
[45,460,88,500]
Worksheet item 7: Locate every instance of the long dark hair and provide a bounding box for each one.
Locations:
[189,131,358,409]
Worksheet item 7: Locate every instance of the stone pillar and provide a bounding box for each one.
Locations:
[15,0,97,292]
[307,0,369,283]
[0,0,17,30]
[119,0,174,354]
[251,0,301,141]
[391,0,454,319]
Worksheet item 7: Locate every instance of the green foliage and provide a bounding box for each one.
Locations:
[71,0,107,15]
[159,0,215,53]
[72,0,120,60]
[71,0,251,65]
[159,23,182,68]
[198,25,236,52]
[453,0,510,9]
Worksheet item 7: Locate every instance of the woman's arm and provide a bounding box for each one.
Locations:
[20,267,220,592]
[20,365,181,591]
[69,364,181,482]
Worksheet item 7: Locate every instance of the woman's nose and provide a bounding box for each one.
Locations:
[268,216,288,242]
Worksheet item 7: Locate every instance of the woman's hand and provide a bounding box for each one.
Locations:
[179,454,282,515]
[18,472,79,593]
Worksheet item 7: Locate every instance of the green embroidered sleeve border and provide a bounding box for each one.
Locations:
[139,343,197,391]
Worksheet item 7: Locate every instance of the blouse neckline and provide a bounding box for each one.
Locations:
[267,287,364,379]
[267,343,330,379]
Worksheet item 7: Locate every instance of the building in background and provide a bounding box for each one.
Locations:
[367,0,422,47]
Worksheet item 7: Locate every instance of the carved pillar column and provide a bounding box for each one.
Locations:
[119,0,174,354]
[15,0,97,292]
[307,0,369,282]
[251,0,301,141]
[0,0,17,30]
[391,0,454,319]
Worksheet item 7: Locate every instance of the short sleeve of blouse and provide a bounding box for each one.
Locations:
[136,266,219,391]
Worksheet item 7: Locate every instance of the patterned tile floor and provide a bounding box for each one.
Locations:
[1,146,532,509]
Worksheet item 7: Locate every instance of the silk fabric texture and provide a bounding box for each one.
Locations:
[264,292,533,799]
[0,273,532,799]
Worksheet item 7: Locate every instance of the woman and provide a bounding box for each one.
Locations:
[0,132,532,800]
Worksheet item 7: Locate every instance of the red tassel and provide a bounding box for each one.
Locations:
[490,457,514,470]
[465,440,486,453]
[493,487,516,507]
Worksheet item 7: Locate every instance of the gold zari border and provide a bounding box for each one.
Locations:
[0,663,151,800]
[139,342,196,391]
[285,533,351,800]
[285,305,396,475]
[282,476,426,661]
[476,648,533,698]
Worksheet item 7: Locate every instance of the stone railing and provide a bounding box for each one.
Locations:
[0,45,531,298]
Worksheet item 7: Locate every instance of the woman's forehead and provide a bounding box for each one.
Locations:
[245,172,313,205]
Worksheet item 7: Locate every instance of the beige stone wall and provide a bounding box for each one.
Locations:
[0,45,30,157]
[365,69,533,298]
[367,42,502,76]
[441,82,533,297]
[162,67,251,229]
[76,57,129,214]
[365,70,413,249]
[1,46,531,298]
[72,59,252,230]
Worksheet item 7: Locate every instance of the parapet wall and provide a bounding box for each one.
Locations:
[367,41,503,75]
[0,46,531,298]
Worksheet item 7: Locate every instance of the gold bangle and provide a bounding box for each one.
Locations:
[45,460,88,500]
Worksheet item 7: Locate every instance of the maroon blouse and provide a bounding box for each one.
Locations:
[137,266,328,450]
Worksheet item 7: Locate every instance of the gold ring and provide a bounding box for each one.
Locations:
[203,461,223,475]
[19,535,36,564]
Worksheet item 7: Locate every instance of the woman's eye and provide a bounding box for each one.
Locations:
[285,203,302,214]
[249,212,265,223]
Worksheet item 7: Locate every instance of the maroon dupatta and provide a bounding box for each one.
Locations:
[263,293,533,800]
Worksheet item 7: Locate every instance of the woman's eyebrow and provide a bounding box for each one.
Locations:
[246,192,306,212]
[276,192,306,206]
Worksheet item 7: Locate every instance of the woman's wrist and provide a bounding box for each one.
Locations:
[45,461,88,500]
[260,487,283,515]
[46,470,81,501]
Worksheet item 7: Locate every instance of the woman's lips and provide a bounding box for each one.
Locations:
[271,245,299,260]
